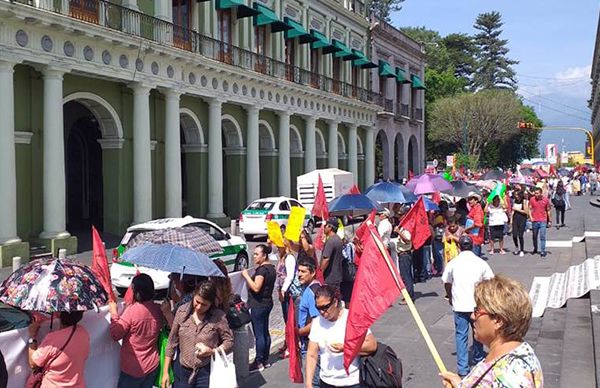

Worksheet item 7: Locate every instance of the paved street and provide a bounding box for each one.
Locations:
[240,194,600,387]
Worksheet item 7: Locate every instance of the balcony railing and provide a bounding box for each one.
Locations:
[10,0,377,104]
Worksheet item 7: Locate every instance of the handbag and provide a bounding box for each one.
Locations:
[209,346,237,388]
[26,325,76,388]
[225,294,251,329]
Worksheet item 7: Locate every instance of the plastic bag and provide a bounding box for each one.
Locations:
[209,347,237,388]
[443,239,459,263]
[154,327,174,387]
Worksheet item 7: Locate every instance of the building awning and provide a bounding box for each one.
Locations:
[284,17,316,44]
[216,0,259,19]
[396,67,410,83]
[253,3,291,33]
[310,29,339,54]
[333,40,360,60]
[411,74,426,89]
[379,60,396,78]
[351,50,377,68]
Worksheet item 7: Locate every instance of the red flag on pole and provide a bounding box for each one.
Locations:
[344,221,404,371]
[399,197,431,250]
[431,191,441,205]
[285,295,303,383]
[91,226,116,302]
[124,269,141,305]
[314,224,325,251]
[349,184,361,194]
[312,174,329,220]
[353,210,376,266]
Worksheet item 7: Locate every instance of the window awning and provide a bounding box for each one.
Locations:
[216,0,259,19]
[396,67,410,83]
[379,60,396,78]
[253,3,291,32]
[310,29,339,54]
[351,50,377,68]
[333,40,360,60]
[284,17,316,44]
[411,74,426,89]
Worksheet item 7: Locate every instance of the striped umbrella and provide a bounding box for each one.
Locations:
[128,226,223,255]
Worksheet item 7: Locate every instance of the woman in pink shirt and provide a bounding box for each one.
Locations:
[109,273,164,388]
[27,311,90,388]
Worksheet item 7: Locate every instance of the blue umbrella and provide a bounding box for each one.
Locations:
[364,181,417,204]
[421,197,440,211]
[122,244,225,277]
[328,194,381,217]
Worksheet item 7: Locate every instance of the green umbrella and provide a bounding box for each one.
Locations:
[487,182,507,203]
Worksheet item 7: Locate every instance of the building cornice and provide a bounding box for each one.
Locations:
[15,131,33,144]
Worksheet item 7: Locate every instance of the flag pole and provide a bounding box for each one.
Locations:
[366,221,447,374]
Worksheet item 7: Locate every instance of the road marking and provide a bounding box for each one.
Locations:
[546,240,573,248]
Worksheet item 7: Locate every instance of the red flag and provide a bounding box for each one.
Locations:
[314,224,325,251]
[549,164,557,176]
[285,295,303,383]
[344,221,404,371]
[91,226,116,302]
[353,210,376,265]
[400,197,431,250]
[123,269,141,305]
[349,184,361,194]
[431,191,441,205]
[312,174,329,220]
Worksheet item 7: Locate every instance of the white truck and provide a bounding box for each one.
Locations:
[296,168,354,216]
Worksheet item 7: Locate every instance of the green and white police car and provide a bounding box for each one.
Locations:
[238,196,315,241]
[110,216,249,294]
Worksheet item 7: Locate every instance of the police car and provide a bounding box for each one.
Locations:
[110,216,249,294]
[238,196,315,240]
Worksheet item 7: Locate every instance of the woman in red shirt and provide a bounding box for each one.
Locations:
[109,273,164,388]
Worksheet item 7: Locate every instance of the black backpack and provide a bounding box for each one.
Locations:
[225,293,252,329]
[359,342,403,388]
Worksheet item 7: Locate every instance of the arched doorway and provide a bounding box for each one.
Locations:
[180,109,206,217]
[259,120,277,197]
[395,133,405,180]
[375,130,389,180]
[222,115,245,218]
[408,135,418,174]
[290,125,303,195]
[337,132,348,170]
[64,101,103,232]
[316,128,327,169]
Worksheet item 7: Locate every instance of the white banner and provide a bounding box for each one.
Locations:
[530,257,600,318]
[2,305,121,388]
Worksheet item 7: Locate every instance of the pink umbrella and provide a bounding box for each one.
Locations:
[405,173,453,195]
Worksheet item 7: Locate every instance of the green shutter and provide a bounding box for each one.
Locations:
[396,67,410,83]
[284,17,315,44]
[378,60,396,78]
[253,3,291,32]
[310,30,339,54]
[411,74,426,89]
[333,40,360,60]
[215,0,259,19]
[351,50,377,68]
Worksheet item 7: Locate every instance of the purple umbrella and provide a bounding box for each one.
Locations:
[405,173,453,195]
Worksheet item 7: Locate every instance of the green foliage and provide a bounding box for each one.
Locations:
[442,33,477,82]
[471,11,518,91]
[370,0,405,22]
[454,152,479,170]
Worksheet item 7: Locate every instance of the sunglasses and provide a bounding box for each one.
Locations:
[316,300,336,312]
[473,306,491,319]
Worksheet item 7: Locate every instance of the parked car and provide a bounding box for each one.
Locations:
[110,216,249,295]
[238,196,315,241]
[0,303,31,333]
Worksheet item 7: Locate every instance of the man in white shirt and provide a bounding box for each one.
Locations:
[442,235,494,377]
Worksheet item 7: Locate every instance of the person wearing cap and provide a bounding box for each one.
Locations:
[464,192,485,257]
[442,235,494,377]
[377,208,395,256]
[321,217,345,294]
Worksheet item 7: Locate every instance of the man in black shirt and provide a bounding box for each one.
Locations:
[321,217,344,290]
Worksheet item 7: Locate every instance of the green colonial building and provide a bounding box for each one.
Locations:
[0,0,424,264]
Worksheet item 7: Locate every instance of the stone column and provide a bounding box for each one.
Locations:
[207,98,226,218]
[246,105,260,202]
[164,89,182,218]
[348,123,358,182]
[273,1,284,62]
[327,120,339,168]
[304,116,317,172]
[131,83,153,223]
[278,111,291,196]
[40,68,70,239]
[365,127,375,187]
[0,61,20,244]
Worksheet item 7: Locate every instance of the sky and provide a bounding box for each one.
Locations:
[390,0,600,157]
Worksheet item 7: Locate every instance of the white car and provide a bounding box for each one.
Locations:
[238,196,315,240]
[110,216,249,294]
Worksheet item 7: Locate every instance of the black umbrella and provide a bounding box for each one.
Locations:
[479,170,507,181]
[443,180,481,198]
[519,168,536,177]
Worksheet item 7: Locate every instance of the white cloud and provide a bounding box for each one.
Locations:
[518,64,592,99]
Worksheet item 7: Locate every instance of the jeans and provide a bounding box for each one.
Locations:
[454,312,485,376]
[301,352,320,387]
[472,244,482,257]
[398,252,414,298]
[432,239,444,275]
[555,206,565,225]
[532,221,547,253]
[512,215,526,252]
[173,359,210,388]
[117,367,159,388]
[251,304,273,364]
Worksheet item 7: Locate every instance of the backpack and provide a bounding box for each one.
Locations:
[359,342,403,388]
[225,293,252,329]
[552,192,565,207]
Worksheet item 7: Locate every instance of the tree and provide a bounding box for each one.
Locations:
[471,11,518,91]
[428,89,523,165]
[400,27,449,72]
[369,0,404,22]
[442,33,477,82]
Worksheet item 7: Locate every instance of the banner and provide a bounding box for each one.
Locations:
[530,257,600,318]
[266,221,285,248]
[284,206,306,243]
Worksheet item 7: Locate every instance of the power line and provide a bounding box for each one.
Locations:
[517,73,590,81]
[519,95,590,123]
[518,89,591,115]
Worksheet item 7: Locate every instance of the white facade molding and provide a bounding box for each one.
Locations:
[182,144,208,153]
[14,131,33,144]
[63,92,124,139]
[150,140,158,151]
[97,138,125,149]
[224,146,247,156]
[259,149,279,157]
